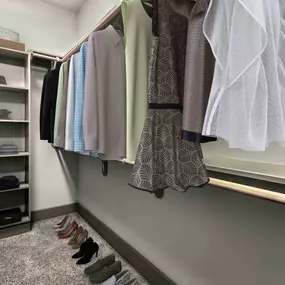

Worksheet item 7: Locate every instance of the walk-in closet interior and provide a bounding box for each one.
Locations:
[0,1,285,285]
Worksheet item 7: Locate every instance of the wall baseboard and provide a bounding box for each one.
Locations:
[78,204,176,285]
[31,203,78,222]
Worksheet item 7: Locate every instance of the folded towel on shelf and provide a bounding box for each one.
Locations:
[0,109,10,115]
[0,150,18,154]
[0,75,7,85]
[0,144,19,154]
[0,109,12,120]
[0,176,20,190]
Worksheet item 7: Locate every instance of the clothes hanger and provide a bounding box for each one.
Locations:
[142,0,152,7]
[112,22,123,33]
[141,0,153,18]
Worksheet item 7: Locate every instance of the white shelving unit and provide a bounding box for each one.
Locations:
[0,216,30,230]
[0,183,29,194]
[0,85,28,93]
[0,119,29,123]
[0,47,31,233]
[0,47,28,60]
[0,152,29,158]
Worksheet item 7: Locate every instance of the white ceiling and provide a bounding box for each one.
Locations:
[39,0,87,12]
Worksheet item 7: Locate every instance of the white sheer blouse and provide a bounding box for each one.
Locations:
[202,0,285,151]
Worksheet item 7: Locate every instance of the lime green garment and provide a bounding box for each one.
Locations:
[122,0,152,162]
[53,61,69,148]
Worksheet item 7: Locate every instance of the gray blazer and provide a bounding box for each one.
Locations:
[84,25,126,160]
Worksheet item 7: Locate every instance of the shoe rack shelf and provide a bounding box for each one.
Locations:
[0,47,31,237]
[0,216,30,230]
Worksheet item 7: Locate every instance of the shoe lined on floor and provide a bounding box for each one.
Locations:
[72,229,88,249]
[58,221,78,239]
[84,253,116,275]
[76,241,99,265]
[123,278,139,285]
[54,216,72,233]
[56,219,75,236]
[53,215,69,229]
[89,260,122,283]
[101,270,130,285]
[68,226,83,245]
[72,237,94,259]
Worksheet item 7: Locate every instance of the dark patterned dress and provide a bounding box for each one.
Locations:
[129,0,209,193]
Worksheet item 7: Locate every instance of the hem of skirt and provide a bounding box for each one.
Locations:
[128,178,210,193]
[128,183,168,194]
[181,130,217,143]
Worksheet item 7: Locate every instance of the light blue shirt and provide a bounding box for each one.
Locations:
[74,42,97,157]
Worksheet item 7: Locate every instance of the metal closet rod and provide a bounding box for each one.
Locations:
[31,51,62,62]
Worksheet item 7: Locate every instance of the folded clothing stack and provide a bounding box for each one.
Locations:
[0,175,20,190]
[0,109,11,120]
[0,144,19,154]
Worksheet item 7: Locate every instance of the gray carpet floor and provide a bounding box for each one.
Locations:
[0,213,149,285]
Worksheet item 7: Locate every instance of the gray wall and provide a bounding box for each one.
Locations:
[31,68,79,211]
[79,157,285,285]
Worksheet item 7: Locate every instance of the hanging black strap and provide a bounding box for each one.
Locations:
[102,160,108,176]
[154,189,164,199]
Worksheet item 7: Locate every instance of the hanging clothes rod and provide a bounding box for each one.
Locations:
[31,51,62,62]
[209,178,285,203]
[61,4,121,62]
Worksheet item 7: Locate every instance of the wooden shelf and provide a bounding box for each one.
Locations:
[0,183,29,194]
[0,119,29,123]
[0,84,28,93]
[0,216,30,230]
[0,47,28,61]
[0,152,29,158]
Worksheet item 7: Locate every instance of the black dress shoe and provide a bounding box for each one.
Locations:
[72,237,93,259]
[77,242,99,265]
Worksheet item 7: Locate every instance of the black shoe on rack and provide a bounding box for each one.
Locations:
[72,237,93,259]
[76,242,99,265]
